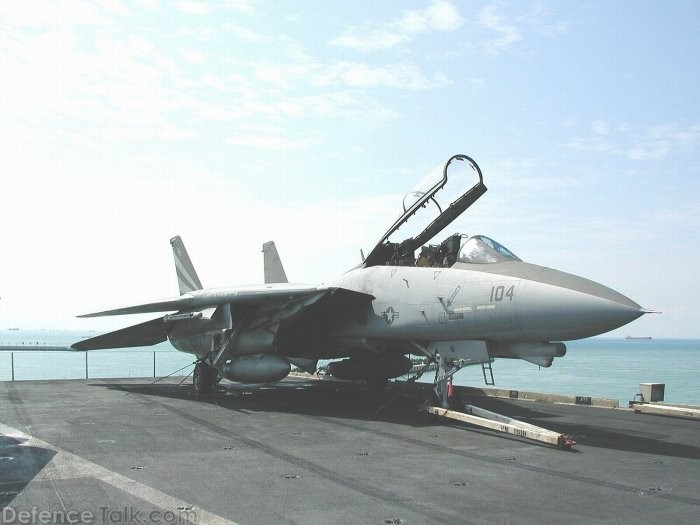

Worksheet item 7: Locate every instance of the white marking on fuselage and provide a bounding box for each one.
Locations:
[476,304,496,311]
[452,306,472,313]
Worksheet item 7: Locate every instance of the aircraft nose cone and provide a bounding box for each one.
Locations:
[516,267,646,340]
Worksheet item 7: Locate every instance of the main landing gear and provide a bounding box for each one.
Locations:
[192,328,237,395]
[193,360,219,395]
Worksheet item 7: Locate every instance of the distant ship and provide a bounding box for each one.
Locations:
[8,327,19,331]
[626,336,652,340]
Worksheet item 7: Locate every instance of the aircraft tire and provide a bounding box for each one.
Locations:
[193,362,214,394]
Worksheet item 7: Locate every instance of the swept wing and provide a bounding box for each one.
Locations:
[77,284,356,318]
[72,317,169,351]
[72,284,373,351]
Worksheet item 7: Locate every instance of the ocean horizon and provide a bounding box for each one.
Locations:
[1,329,698,406]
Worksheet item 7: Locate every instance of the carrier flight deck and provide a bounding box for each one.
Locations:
[1,377,698,524]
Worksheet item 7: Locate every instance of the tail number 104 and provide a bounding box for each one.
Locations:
[490,285,515,302]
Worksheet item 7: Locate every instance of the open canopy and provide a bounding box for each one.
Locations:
[364,154,487,267]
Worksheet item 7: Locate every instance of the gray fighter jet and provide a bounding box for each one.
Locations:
[72,155,651,406]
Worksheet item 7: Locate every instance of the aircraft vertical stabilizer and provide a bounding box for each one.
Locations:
[262,241,288,284]
[171,236,203,295]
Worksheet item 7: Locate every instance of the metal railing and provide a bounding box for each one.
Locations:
[1,350,195,382]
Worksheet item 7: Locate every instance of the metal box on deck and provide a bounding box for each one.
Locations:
[639,383,665,402]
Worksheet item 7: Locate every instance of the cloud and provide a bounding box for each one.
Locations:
[229,134,321,150]
[626,141,672,161]
[296,91,398,121]
[478,5,522,54]
[467,77,485,92]
[398,0,463,33]
[1,2,454,151]
[175,1,210,15]
[223,0,253,13]
[179,47,205,64]
[565,122,700,161]
[517,0,569,37]
[329,2,565,56]
[135,0,158,9]
[223,22,268,43]
[473,3,567,55]
[252,59,320,90]
[0,21,208,145]
[331,30,407,53]
[0,1,117,27]
[565,137,615,154]
[176,0,253,15]
[591,120,610,135]
[312,61,451,91]
[330,0,464,52]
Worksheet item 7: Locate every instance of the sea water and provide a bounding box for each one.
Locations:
[451,338,700,405]
[0,330,194,382]
[1,330,698,405]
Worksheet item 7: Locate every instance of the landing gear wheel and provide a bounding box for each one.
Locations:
[193,362,215,395]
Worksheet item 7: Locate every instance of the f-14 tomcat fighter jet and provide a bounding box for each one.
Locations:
[73,155,650,406]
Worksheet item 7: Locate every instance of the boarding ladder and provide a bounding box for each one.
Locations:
[481,361,495,386]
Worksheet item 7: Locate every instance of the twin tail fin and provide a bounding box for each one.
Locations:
[171,235,203,295]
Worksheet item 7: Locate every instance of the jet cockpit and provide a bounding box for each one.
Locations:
[458,235,521,264]
[405,233,521,269]
[364,154,518,268]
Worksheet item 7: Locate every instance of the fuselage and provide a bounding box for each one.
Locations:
[328,262,644,343]
[165,261,644,360]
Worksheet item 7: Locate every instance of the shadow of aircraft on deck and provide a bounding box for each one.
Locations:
[97,378,700,460]
[0,434,56,509]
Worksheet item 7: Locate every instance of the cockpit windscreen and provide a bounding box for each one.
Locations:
[458,235,521,264]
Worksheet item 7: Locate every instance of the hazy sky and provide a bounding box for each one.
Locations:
[1,1,698,338]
